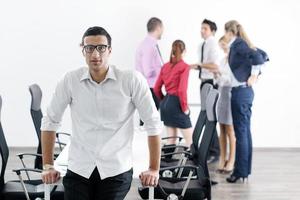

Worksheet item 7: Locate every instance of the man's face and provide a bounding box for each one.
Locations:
[201,23,213,39]
[82,35,111,73]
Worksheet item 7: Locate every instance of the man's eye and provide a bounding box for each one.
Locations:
[84,46,95,52]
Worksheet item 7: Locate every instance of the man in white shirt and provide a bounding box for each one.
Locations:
[191,19,221,164]
[41,26,162,200]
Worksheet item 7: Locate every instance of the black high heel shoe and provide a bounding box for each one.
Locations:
[226,175,248,183]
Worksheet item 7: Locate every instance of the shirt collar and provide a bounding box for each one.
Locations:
[204,35,214,42]
[146,34,158,43]
[228,36,237,47]
[80,65,117,82]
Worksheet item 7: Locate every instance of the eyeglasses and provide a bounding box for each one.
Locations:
[82,44,110,54]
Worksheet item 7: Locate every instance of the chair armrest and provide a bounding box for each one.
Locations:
[160,164,198,172]
[12,168,43,175]
[16,153,42,159]
[55,141,66,146]
[161,136,183,142]
[56,132,71,137]
[161,145,189,150]
[161,151,192,157]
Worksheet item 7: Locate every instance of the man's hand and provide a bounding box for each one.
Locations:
[247,75,258,86]
[139,168,159,187]
[42,168,61,184]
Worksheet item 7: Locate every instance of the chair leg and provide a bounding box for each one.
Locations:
[17,174,31,200]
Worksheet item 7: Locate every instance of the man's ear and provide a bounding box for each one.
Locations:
[80,43,86,56]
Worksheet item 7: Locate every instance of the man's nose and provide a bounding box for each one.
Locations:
[91,49,101,58]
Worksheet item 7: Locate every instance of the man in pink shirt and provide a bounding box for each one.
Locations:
[135,17,164,126]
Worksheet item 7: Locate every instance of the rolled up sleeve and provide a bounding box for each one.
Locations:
[208,42,222,66]
[41,73,72,132]
[131,71,162,136]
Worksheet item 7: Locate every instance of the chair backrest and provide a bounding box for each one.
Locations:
[200,84,213,111]
[191,84,213,151]
[196,89,219,177]
[29,84,43,169]
[0,95,9,190]
[29,84,43,141]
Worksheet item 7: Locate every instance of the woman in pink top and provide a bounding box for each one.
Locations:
[154,40,192,147]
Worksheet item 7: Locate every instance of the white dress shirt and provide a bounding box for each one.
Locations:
[215,57,232,87]
[198,35,222,80]
[41,65,162,179]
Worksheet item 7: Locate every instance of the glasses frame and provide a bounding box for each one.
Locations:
[82,44,111,54]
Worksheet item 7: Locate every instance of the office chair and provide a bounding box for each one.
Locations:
[0,95,64,200]
[160,84,213,166]
[28,84,70,170]
[139,88,219,200]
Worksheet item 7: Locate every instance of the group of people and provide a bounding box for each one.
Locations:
[135,17,269,183]
[40,17,268,200]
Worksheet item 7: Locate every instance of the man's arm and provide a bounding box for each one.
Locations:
[41,131,61,184]
[41,73,71,184]
[140,135,161,186]
[130,71,162,186]
[42,131,56,166]
[191,41,221,71]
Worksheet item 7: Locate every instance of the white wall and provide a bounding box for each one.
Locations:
[0,0,299,147]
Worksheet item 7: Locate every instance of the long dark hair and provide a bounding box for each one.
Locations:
[169,40,185,65]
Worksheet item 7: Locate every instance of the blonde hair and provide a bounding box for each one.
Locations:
[225,20,256,49]
[219,35,229,43]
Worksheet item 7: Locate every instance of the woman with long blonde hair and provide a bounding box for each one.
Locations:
[224,20,267,183]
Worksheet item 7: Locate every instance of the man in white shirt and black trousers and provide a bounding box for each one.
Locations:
[41,26,162,200]
[191,19,221,164]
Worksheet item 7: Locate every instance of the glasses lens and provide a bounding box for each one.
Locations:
[84,45,95,53]
[96,45,108,53]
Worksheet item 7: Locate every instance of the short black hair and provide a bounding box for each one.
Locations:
[147,17,162,32]
[202,19,217,32]
[81,26,112,46]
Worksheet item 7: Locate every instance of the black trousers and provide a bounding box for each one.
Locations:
[140,88,160,126]
[200,79,220,157]
[63,168,133,200]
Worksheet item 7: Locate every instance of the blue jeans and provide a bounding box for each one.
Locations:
[231,86,254,177]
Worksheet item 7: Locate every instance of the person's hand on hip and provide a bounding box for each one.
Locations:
[247,74,258,86]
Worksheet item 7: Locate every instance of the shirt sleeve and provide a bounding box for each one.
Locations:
[153,67,164,100]
[236,40,264,66]
[177,65,190,112]
[251,64,262,76]
[207,41,222,66]
[131,71,162,136]
[41,73,72,132]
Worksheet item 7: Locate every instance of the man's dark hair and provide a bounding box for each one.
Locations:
[202,19,217,32]
[81,26,112,46]
[147,17,162,32]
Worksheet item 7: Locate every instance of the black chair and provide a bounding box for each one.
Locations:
[0,95,64,200]
[160,84,213,168]
[28,84,70,169]
[139,88,219,200]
